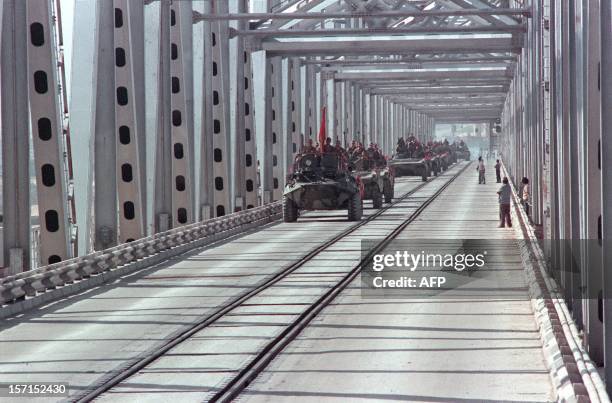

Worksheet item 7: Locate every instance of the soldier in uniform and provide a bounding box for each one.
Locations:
[303,138,316,153]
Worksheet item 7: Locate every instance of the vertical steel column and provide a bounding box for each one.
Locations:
[234,0,247,212]
[374,96,381,149]
[359,88,371,147]
[354,84,361,142]
[601,0,612,390]
[581,0,604,362]
[154,0,173,230]
[344,81,353,140]
[113,0,145,241]
[287,58,302,160]
[334,80,344,145]
[233,0,257,211]
[198,0,213,220]
[92,0,118,248]
[132,0,147,230]
[305,64,317,140]
[265,56,283,202]
[26,0,72,264]
[243,48,258,209]
[167,1,193,226]
[382,99,388,154]
[1,0,30,272]
[392,104,398,147]
[369,94,376,145]
[209,1,231,216]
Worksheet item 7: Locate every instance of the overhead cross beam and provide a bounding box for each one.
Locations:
[258,36,521,56]
[193,8,532,21]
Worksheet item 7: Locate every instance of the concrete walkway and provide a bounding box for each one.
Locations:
[241,160,555,402]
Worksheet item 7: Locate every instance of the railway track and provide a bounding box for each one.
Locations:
[77,162,470,402]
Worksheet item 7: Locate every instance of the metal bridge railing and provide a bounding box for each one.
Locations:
[0,202,281,307]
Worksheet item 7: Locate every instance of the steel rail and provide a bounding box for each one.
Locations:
[193,8,532,22]
[73,168,454,402]
[209,162,472,402]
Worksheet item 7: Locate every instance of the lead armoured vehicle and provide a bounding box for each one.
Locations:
[283,151,363,222]
[349,151,394,208]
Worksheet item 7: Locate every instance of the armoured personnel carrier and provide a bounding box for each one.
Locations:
[389,138,430,182]
[389,155,431,181]
[453,140,471,161]
[283,151,363,222]
[349,148,394,208]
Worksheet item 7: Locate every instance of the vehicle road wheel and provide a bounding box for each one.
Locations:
[372,187,383,209]
[283,196,298,222]
[348,192,363,221]
[384,181,394,203]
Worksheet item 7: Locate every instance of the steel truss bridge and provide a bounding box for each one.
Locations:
[0,0,611,401]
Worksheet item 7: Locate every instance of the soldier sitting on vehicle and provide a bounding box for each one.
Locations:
[323,137,335,153]
[303,138,316,153]
[396,137,407,155]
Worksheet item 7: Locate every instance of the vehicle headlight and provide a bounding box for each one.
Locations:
[305,159,312,166]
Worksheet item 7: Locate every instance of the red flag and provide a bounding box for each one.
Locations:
[318,107,327,152]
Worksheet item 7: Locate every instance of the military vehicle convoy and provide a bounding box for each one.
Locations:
[390,137,457,181]
[283,151,364,222]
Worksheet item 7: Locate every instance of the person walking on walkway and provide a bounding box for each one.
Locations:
[520,177,530,219]
[495,159,501,183]
[477,157,486,184]
[497,177,512,228]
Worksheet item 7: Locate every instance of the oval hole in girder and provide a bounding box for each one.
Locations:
[45,210,59,232]
[216,205,225,217]
[115,47,126,67]
[172,110,182,126]
[175,175,185,191]
[38,118,52,141]
[123,201,135,220]
[177,208,187,223]
[41,164,56,187]
[214,148,223,162]
[172,76,180,94]
[34,71,48,94]
[116,87,128,105]
[173,143,184,159]
[215,177,224,191]
[30,23,45,46]
[121,163,133,182]
[48,255,61,264]
[114,8,123,28]
[119,126,131,144]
